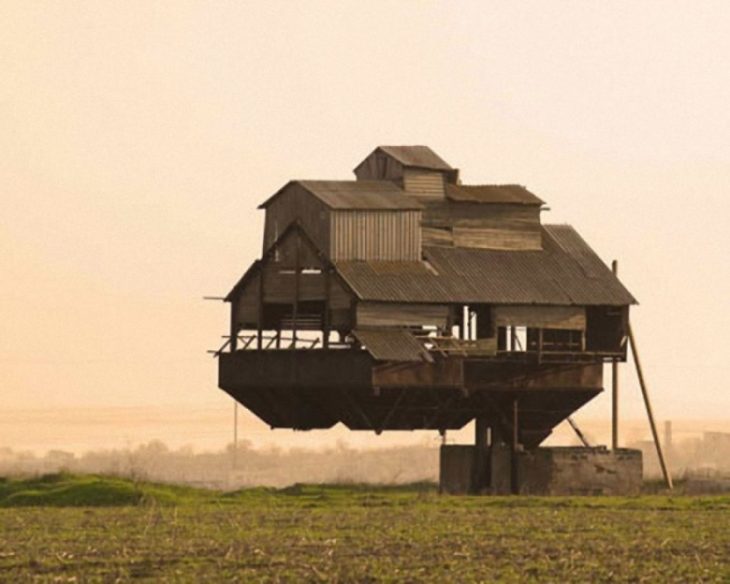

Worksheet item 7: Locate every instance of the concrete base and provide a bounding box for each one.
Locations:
[440,445,642,496]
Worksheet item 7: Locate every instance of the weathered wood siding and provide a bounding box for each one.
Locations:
[262,183,330,255]
[330,210,421,261]
[269,227,322,269]
[452,227,542,250]
[357,302,449,328]
[235,269,353,330]
[403,169,445,197]
[421,201,542,250]
[354,150,404,181]
[235,272,260,327]
[493,305,586,330]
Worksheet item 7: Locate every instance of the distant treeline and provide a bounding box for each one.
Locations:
[0,441,439,489]
[2,430,728,488]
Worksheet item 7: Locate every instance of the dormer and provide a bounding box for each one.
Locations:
[353,145,459,198]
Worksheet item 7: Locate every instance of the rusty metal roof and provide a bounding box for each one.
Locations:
[351,329,433,362]
[335,225,636,306]
[377,146,453,171]
[446,184,544,206]
[259,180,423,211]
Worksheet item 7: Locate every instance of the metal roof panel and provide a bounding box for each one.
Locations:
[334,225,636,306]
[352,328,432,362]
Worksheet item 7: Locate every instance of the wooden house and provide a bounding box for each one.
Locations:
[217,145,636,492]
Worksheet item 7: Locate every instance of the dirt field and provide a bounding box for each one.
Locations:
[0,476,728,582]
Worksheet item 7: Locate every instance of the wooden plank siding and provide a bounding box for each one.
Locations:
[330,210,421,261]
[235,272,260,327]
[353,151,405,181]
[421,200,542,250]
[402,169,445,197]
[422,201,541,230]
[262,183,330,256]
[422,226,454,247]
[493,305,586,330]
[452,227,542,250]
[357,302,450,329]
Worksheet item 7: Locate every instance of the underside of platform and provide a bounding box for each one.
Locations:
[219,350,603,448]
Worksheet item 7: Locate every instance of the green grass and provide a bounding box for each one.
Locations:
[0,474,728,581]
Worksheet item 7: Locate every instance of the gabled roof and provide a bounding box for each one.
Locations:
[334,225,636,306]
[258,180,423,211]
[446,184,544,206]
[353,145,454,174]
[225,222,333,301]
[377,145,453,171]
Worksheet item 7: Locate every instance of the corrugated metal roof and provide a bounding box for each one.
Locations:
[352,329,432,362]
[335,225,636,306]
[259,180,423,210]
[446,184,544,206]
[301,180,423,210]
[378,146,453,171]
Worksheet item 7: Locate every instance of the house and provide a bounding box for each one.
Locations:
[217,145,638,493]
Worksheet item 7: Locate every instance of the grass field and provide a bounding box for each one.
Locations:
[1,474,728,582]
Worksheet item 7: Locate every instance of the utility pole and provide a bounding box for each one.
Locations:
[612,259,619,450]
[233,401,238,470]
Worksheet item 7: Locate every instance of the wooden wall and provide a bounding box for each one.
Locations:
[402,169,445,197]
[356,302,449,328]
[421,201,542,250]
[330,210,421,261]
[233,259,354,331]
[235,272,260,327]
[493,305,586,330]
[262,183,330,255]
[353,150,404,181]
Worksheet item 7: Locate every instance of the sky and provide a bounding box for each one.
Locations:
[1,1,729,449]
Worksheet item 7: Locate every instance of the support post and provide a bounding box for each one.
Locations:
[510,326,516,352]
[291,231,301,349]
[323,267,331,349]
[257,269,264,350]
[511,399,520,494]
[628,324,673,489]
[612,260,619,450]
[232,401,238,470]
[473,416,489,494]
[230,297,239,353]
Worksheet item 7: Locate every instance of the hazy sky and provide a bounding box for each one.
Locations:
[2,2,729,433]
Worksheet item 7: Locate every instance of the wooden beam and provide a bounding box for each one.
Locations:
[230,297,239,353]
[511,399,519,495]
[376,388,407,434]
[473,416,489,494]
[628,323,673,490]
[567,416,590,447]
[291,230,301,349]
[256,272,264,350]
[323,267,331,349]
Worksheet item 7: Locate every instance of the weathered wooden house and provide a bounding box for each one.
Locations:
[218,145,640,494]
